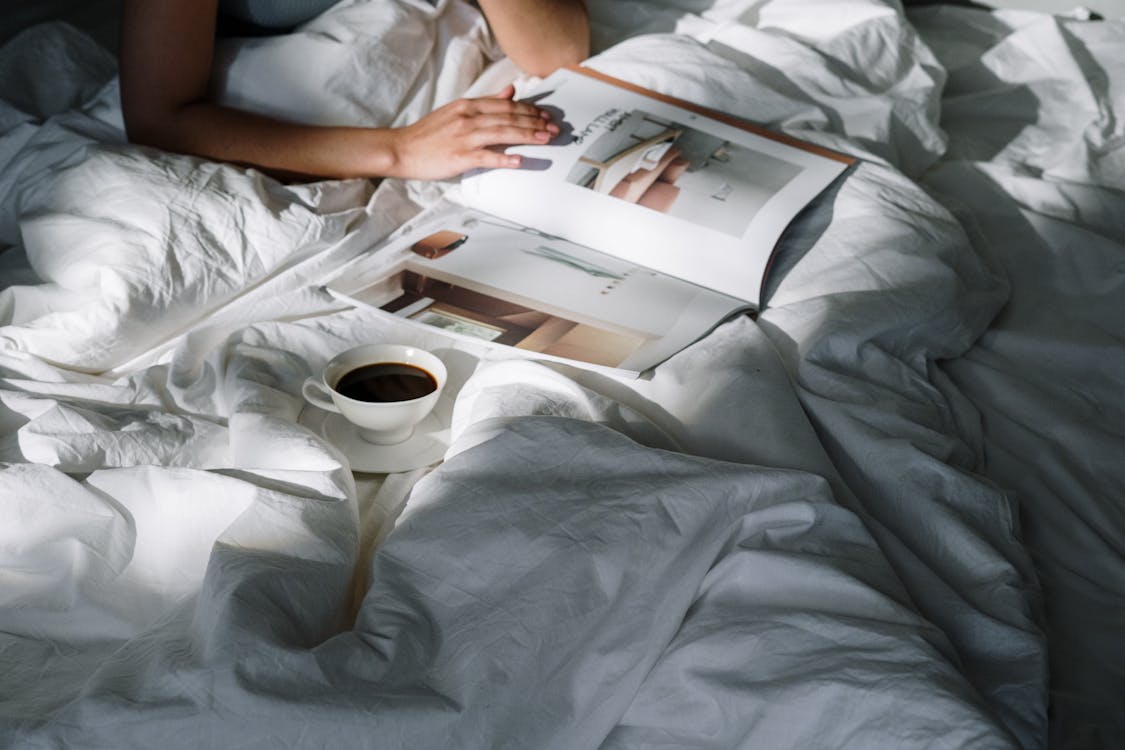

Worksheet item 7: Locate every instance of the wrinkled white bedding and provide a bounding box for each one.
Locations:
[0,0,1122,747]
[912,7,1125,747]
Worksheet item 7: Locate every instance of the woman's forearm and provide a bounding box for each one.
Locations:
[477,0,589,77]
[120,0,401,180]
[125,88,556,181]
[119,0,568,181]
[125,101,400,179]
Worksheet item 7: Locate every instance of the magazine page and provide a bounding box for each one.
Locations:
[457,67,854,305]
[324,203,749,374]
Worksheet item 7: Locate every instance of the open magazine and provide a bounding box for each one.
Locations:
[325,67,855,375]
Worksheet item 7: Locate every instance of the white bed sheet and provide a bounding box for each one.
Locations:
[911,6,1125,746]
[0,0,1121,747]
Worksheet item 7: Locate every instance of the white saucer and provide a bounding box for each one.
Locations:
[305,409,450,473]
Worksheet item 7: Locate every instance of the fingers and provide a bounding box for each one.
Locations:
[472,150,523,170]
[470,113,557,136]
[469,113,554,131]
[466,125,555,149]
[443,103,558,147]
[462,96,552,121]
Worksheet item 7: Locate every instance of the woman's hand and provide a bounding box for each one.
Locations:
[386,85,559,180]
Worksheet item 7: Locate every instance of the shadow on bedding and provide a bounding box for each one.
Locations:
[0,417,1020,748]
[927,161,1125,750]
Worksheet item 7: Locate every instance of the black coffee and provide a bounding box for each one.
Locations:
[334,362,438,403]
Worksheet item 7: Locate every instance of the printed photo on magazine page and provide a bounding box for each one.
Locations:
[325,205,749,374]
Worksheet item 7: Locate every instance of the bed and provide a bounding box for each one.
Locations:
[1,0,1122,747]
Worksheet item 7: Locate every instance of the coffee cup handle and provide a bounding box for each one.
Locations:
[302,377,341,414]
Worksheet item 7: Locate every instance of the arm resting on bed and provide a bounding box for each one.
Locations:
[118,0,564,180]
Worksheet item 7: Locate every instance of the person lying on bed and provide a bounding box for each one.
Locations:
[119,0,589,180]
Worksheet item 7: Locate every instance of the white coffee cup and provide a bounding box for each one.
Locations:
[302,344,447,445]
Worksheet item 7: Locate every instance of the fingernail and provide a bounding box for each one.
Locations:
[546,123,560,134]
[508,155,522,167]
[535,130,550,140]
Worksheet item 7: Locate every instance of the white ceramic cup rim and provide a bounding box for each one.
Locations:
[321,344,446,405]
[303,344,447,445]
